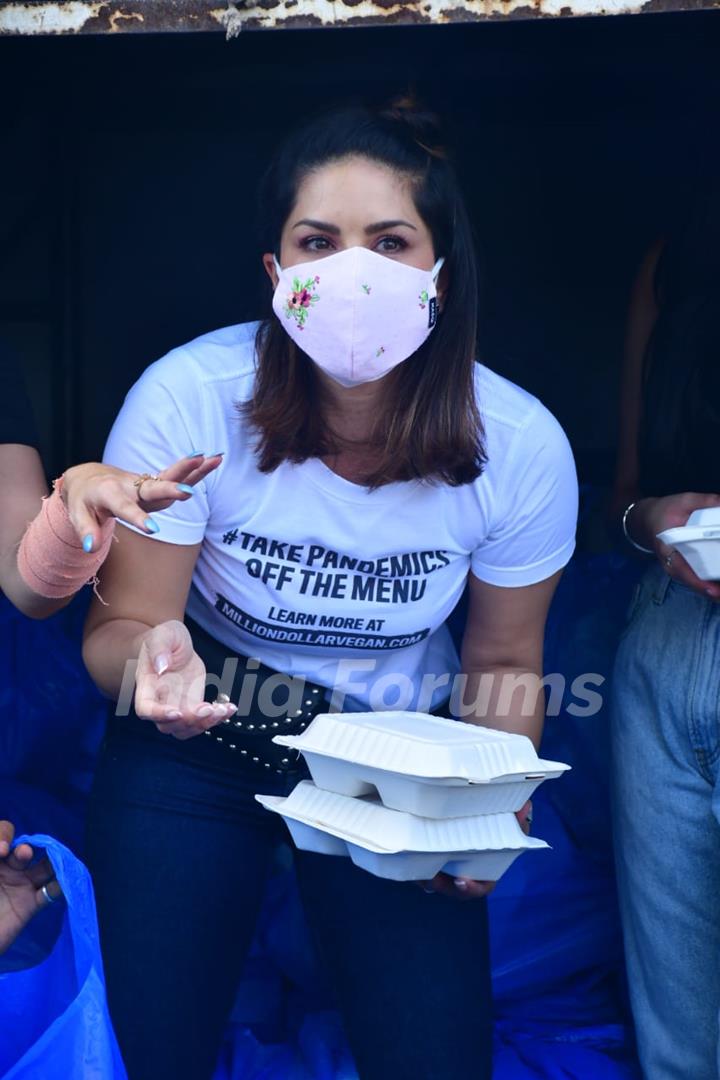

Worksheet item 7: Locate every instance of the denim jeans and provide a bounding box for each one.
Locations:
[611,561,720,1080]
[84,715,492,1080]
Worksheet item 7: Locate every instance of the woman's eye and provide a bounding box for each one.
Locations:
[300,236,333,252]
[375,235,407,254]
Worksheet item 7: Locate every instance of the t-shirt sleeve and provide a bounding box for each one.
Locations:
[102,356,211,545]
[0,342,40,450]
[471,401,578,587]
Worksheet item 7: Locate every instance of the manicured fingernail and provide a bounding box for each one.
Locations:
[454,879,468,890]
[165,710,182,720]
[144,518,160,533]
[176,484,194,495]
[82,534,94,553]
[209,451,225,458]
[195,705,213,718]
[154,653,170,675]
[188,451,205,457]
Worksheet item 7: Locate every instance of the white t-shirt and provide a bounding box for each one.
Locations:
[103,322,578,712]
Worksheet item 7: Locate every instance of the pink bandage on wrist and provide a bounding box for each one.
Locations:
[17,482,116,599]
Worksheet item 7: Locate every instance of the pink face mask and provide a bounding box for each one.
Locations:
[272,246,445,387]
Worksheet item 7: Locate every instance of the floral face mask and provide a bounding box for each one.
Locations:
[272,246,445,387]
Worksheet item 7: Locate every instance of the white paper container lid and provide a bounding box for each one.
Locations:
[272,710,569,783]
[657,506,720,546]
[255,781,549,856]
[656,510,720,581]
[687,508,720,527]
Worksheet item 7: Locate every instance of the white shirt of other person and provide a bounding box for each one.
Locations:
[103,322,578,713]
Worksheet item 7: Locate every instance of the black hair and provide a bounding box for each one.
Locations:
[638,185,720,496]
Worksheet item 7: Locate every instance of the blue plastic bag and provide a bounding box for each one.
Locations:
[0,834,127,1080]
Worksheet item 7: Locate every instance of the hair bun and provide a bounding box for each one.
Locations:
[380,94,448,161]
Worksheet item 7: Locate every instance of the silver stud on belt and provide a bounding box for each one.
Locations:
[199,684,324,770]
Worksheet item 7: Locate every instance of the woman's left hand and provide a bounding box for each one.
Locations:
[60,452,222,553]
[633,492,720,601]
[417,799,532,900]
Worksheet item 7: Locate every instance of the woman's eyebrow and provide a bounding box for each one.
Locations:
[291,218,418,234]
[364,220,417,233]
[292,219,341,234]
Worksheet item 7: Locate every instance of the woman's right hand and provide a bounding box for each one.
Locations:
[631,493,720,600]
[135,620,237,739]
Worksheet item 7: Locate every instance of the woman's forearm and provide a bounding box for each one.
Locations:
[0,555,73,619]
[624,497,659,552]
[82,618,153,700]
[0,443,71,618]
[453,665,545,750]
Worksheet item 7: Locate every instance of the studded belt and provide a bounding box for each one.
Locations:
[187,615,327,775]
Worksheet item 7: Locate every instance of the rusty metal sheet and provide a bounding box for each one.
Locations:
[0,0,716,35]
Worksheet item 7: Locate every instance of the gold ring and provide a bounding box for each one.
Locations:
[133,472,160,498]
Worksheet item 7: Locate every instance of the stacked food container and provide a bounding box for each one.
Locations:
[256,710,570,883]
[657,506,720,579]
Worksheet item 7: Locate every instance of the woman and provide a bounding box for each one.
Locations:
[0,338,220,948]
[611,197,720,1080]
[82,101,578,1080]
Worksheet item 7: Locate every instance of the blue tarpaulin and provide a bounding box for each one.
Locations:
[0,510,644,1079]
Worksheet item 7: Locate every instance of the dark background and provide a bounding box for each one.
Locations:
[1,12,718,484]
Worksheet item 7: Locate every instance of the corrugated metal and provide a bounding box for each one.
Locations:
[0,0,716,35]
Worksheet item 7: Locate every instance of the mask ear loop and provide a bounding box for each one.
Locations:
[432,257,446,314]
[273,255,283,275]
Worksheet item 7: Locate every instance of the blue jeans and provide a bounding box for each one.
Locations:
[611,562,720,1080]
[84,716,492,1080]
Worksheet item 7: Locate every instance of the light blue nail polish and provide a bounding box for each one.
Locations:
[188,451,205,457]
[83,534,94,553]
[209,451,225,457]
[177,484,194,494]
[145,518,160,534]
